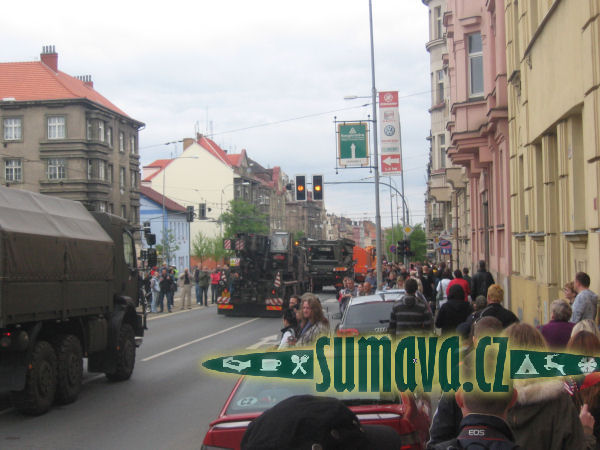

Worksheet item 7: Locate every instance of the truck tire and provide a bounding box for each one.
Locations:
[53,335,83,405]
[105,323,135,382]
[10,340,57,415]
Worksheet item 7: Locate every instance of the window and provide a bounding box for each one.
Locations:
[439,134,446,168]
[131,206,139,224]
[468,33,484,97]
[48,158,66,180]
[121,205,126,218]
[119,132,125,152]
[436,70,444,104]
[107,127,113,147]
[129,135,136,155]
[5,159,22,182]
[99,161,106,181]
[4,118,22,141]
[109,203,114,214]
[434,6,442,39]
[87,120,93,140]
[120,166,126,188]
[48,116,66,139]
[108,164,113,183]
[97,202,107,212]
[130,170,138,188]
[98,121,105,142]
[87,159,93,179]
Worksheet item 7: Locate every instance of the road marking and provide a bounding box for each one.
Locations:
[147,305,210,321]
[246,334,279,350]
[141,318,260,362]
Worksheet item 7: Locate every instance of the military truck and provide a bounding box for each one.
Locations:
[303,238,355,292]
[0,187,144,415]
[218,232,308,316]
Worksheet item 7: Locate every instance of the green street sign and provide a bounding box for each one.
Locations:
[338,123,369,167]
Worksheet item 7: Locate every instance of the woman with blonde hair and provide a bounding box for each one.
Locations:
[296,293,329,346]
[571,319,600,340]
[504,323,591,449]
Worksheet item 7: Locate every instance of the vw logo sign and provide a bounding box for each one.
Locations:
[384,125,395,136]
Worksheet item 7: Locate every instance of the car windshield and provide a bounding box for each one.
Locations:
[310,246,335,260]
[225,378,400,415]
[343,302,396,327]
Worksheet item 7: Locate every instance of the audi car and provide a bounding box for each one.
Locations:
[336,290,407,336]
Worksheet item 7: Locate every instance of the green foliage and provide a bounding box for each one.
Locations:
[155,230,179,265]
[209,236,230,264]
[383,224,427,262]
[293,230,306,241]
[219,199,269,238]
[191,231,211,264]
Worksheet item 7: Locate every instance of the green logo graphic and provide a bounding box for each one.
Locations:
[202,336,600,394]
[338,123,368,167]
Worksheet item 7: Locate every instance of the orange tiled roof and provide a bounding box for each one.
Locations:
[0,61,129,117]
[142,159,173,181]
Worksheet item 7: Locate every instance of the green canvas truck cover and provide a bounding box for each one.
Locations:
[0,187,114,326]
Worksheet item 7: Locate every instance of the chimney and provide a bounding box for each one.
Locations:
[76,75,94,88]
[40,45,58,72]
[183,138,194,150]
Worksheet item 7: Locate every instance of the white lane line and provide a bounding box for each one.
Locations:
[141,318,260,362]
[246,334,279,350]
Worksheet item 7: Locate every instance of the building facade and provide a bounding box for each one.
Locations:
[445,0,512,297]
[505,0,600,324]
[422,0,471,269]
[139,186,190,270]
[0,46,144,223]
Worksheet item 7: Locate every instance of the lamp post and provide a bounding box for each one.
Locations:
[160,153,198,266]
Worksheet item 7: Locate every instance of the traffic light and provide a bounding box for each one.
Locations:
[147,248,157,267]
[295,175,306,201]
[146,233,156,246]
[142,221,151,236]
[199,203,206,219]
[186,205,195,222]
[312,175,324,201]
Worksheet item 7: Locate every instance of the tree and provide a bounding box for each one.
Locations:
[383,223,427,263]
[208,235,229,264]
[191,231,212,264]
[155,230,179,266]
[219,199,269,238]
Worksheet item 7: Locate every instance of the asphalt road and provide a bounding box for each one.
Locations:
[0,291,339,449]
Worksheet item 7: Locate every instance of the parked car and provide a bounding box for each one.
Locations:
[336,290,407,336]
[201,376,431,450]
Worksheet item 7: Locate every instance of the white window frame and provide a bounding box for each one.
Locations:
[47,158,66,180]
[5,159,22,182]
[98,202,107,212]
[439,135,446,169]
[130,135,136,155]
[87,120,93,140]
[120,166,126,188]
[99,161,106,181]
[87,159,93,180]
[468,32,484,97]
[434,6,442,40]
[48,116,66,140]
[436,70,444,104]
[4,118,22,141]
[107,127,113,147]
[98,121,105,142]
[119,132,125,152]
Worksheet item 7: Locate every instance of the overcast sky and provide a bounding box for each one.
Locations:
[2,0,431,228]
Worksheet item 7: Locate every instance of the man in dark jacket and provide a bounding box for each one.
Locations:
[388,278,433,335]
[420,265,436,311]
[431,385,519,450]
[471,260,495,298]
[435,285,472,335]
[479,284,518,328]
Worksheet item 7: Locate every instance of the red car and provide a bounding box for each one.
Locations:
[201,376,431,450]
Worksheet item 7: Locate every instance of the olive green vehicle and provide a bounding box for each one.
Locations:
[0,187,144,415]
[302,238,355,292]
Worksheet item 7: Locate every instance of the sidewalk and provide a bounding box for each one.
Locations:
[145,288,218,314]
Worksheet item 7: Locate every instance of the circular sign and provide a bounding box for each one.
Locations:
[384,125,395,136]
[389,245,397,253]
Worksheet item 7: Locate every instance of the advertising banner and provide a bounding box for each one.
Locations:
[379,91,402,174]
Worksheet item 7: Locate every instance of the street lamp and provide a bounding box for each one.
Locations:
[161,154,198,266]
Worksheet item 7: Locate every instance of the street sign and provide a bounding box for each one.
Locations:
[379,91,402,175]
[389,245,397,253]
[381,154,402,172]
[403,225,413,236]
[337,123,369,168]
[439,239,452,255]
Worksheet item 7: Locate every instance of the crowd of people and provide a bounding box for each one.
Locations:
[272,259,600,449]
[142,264,233,313]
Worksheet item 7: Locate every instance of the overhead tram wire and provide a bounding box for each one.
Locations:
[139,88,432,150]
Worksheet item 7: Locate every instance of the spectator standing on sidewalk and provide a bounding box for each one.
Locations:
[179,268,192,310]
[197,265,210,306]
[471,260,495,299]
[570,272,598,323]
[150,270,160,313]
[158,267,173,313]
[210,267,221,304]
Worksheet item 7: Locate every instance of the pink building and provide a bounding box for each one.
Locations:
[445,0,512,295]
